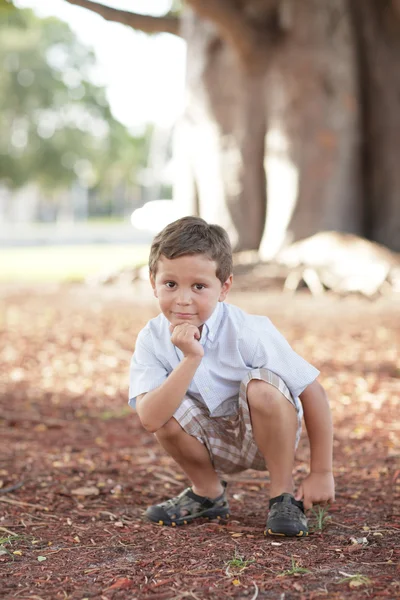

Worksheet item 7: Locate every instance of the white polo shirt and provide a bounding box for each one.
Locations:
[129,302,319,417]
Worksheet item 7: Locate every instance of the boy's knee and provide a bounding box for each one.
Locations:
[154,416,183,440]
[247,380,287,415]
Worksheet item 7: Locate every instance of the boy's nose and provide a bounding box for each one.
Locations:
[176,290,192,304]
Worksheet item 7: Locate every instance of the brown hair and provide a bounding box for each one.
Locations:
[149,216,233,284]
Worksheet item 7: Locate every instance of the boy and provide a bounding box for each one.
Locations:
[129,217,334,537]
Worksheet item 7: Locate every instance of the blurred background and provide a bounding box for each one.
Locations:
[0,0,399,287]
[0,0,186,282]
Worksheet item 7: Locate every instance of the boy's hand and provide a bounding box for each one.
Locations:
[170,323,204,359]
[295,471,335,511]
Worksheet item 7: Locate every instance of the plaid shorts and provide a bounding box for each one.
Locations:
[173,368,303,475]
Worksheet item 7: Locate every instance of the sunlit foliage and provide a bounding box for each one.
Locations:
[0,6,147,192]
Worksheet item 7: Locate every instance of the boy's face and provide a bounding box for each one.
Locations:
[150,254,232,328]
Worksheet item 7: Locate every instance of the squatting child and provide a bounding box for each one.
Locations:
[129,217,335,536]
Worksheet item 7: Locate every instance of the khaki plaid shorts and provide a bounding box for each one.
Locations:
[173,368,303,475]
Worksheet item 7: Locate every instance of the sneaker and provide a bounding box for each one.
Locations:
[265,493,308,537]
[145,482,230,527]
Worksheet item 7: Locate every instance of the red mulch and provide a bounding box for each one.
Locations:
[0,284,399,600]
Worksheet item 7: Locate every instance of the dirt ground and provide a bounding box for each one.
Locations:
[0,283,399,600]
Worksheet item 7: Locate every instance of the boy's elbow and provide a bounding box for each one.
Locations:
[135,394,155,432]
[140,417,159,434]
[135,392,169,433]
[136,410,157,433]
[136,408,163,434]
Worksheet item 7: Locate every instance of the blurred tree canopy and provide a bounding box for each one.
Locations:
[0,4,147,194]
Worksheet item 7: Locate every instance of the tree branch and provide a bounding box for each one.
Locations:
[64,0,181,37]
[185,0,259,62]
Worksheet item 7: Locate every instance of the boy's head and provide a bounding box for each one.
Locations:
[149,217,233,327]
[149,216,232,284]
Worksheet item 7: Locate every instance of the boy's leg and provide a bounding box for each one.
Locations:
[145,417,229,526]
[246,379,297,498]
[246,379,308,536]
[154,417,224,499]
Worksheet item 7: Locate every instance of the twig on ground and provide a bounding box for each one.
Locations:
[250,581,259,600]
[0,497,49,511]
[0,481,25,494]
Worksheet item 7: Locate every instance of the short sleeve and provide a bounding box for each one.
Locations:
[128,328,169,409]
[250,318,320,399]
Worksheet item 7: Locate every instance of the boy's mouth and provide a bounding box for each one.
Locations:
[173,312,196,319]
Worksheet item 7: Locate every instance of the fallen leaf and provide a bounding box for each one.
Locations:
[349,579,364,588]
[232,579,240,586]
[293,582,304,592]
[107,578,134,590]
[71,486,100,497]
[37,556,46,562]
[350,536,368,545]
[13,551,22,556]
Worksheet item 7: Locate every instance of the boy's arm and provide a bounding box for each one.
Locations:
[295,379,335,509]
[136,354,201,432]
[136,323,203,433]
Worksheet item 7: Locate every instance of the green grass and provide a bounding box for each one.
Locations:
[0,244,149,283]
[338,573,371,588]
[310,505,331,531]
[279,557,311,577]
[0,534,25,558]
[225,550,255,570]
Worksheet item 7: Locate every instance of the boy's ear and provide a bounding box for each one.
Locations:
[219,274,233,301]
[150,273,158,298]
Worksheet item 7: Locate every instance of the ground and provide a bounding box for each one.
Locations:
[0,284,399,600]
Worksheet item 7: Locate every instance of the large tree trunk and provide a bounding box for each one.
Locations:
[350,0,400,252]
[175,0,364,255]
[260,0,363,258]
[174,6,267,250]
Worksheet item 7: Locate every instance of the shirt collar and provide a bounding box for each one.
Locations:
[200,302,223,344]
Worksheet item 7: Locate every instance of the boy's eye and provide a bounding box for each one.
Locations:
[165,281,176,289]
[194,284,206,291]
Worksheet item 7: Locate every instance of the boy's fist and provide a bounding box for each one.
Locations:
[169,323,204,359]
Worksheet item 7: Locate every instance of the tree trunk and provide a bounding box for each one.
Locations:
[174,7,267,251]
[350,0,400,252]
[260,0,363,258]
[175,0,364,256]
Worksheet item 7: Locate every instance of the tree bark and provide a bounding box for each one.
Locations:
[174,7,268,250]
[260,0,363,258]
[349,0,400,252]
[177,1,363,255]
[185,0,259,63]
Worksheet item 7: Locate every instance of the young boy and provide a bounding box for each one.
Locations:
[129,217,334,537]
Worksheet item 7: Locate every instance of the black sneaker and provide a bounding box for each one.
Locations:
[145,482,229,527]
[265,493,308,537]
